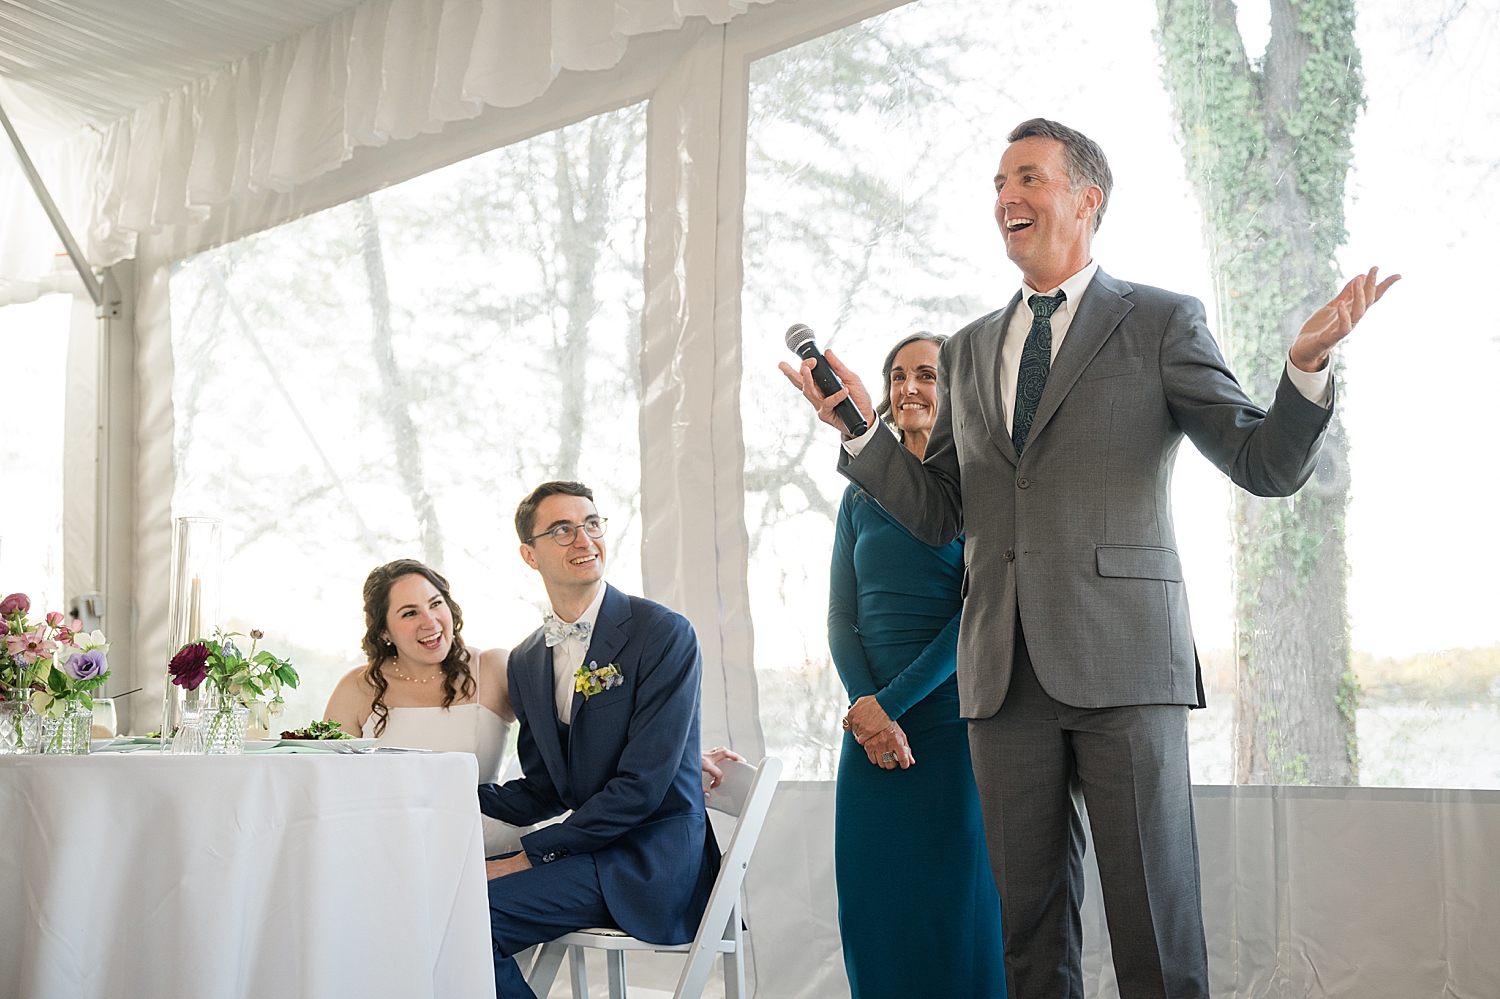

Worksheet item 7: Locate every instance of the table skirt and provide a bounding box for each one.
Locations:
[0,753,493,999]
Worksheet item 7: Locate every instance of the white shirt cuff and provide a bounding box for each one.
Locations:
[841,420,883,457]
[1285,356,1333,409]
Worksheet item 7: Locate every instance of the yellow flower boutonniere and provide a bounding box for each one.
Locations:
[574,660,624,699]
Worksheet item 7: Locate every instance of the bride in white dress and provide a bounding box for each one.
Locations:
[323,559,527,856]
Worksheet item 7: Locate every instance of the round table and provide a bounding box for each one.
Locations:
[0,752,493,999]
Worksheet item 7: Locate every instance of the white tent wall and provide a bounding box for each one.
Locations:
[6,1,1500,997]
[0,0,786,300]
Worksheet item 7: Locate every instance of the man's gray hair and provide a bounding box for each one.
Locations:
[1006,118,1113,234]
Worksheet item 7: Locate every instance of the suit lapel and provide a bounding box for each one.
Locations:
[569,584,633,729]
[970,292,1022,465]
[514,629,571,799]
[1023,268,1134,452]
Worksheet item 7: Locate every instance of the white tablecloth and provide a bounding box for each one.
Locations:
[0,753,494,999]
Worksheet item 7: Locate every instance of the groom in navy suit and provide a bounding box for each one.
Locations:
[479,480,719,999]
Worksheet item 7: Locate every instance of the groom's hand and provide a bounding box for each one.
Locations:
[778,349,876,438]
[702,746,746,793]
[1289,266,1401,373]
[486,851,532,881]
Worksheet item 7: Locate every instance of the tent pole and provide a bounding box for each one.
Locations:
[0,97,102,307]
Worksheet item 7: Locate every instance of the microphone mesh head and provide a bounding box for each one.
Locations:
[784,323,815,352]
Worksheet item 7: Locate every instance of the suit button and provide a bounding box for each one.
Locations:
[1017,477,1030,489]
[1004,549,1015,562]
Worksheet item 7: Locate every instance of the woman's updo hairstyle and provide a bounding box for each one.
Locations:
[360,559,475,736]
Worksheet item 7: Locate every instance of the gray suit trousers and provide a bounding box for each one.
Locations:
[968,621,1209,999]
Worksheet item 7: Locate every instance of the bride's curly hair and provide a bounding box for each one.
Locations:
[361,559,475,736]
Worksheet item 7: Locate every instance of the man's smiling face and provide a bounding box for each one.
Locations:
[520,493,607,591]
[993,136,1100,287]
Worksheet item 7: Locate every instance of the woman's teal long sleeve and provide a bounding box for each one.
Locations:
[827,484,964,719]
[828,487,879,703]
[873,609,960,720]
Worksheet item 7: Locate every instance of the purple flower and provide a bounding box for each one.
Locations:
[168,642,210,691]
[0,593,30,616]
[62,648,108,681]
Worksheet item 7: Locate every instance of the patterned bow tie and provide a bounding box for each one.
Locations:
[543,613,593,648]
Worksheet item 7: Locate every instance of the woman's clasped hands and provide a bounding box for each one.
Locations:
[843,695,915,770]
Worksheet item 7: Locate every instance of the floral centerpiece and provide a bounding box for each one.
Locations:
[168,629,298,754]
[1,591,110,754]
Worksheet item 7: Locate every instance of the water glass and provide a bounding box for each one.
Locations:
[91,697,118,740]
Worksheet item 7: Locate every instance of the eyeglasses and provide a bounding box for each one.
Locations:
[526,517,609,547]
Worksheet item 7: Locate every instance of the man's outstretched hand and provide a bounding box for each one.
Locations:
[1290,267,1401,373]
[778,350,877,438]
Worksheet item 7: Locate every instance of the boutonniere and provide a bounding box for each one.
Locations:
[574,660,624,699]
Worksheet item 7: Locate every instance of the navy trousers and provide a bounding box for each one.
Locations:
[488,853,615,999]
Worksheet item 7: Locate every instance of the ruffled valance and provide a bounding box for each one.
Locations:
[0,0,772,304]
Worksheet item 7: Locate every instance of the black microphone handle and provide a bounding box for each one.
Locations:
[795,342,869,437]
[833,397,870,437]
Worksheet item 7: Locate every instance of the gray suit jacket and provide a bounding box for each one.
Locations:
[840,267,1333,718]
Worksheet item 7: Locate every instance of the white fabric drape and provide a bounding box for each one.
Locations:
[743,783,1500,999]
[0,0,774,304]
[0,753,492,998]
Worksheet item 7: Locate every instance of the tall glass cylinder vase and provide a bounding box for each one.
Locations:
[162,517,222,753]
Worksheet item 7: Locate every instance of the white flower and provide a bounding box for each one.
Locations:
[76,630,110,652]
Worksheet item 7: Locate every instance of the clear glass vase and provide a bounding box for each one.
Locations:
[42,702,92,755]
[167,694,205,754]
[202,689,249,755]
[1,689,43,754]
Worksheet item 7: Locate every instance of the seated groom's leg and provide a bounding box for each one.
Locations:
[489,852,614,999]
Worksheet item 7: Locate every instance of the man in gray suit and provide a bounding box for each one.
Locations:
[782,118,1397,997]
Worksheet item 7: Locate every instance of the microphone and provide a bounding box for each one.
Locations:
[785,324,869,437]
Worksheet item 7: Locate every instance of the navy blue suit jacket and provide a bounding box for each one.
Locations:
[478,584,719,945]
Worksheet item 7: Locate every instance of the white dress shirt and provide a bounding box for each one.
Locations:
[844,260,1332,456]
[551,583,606,725]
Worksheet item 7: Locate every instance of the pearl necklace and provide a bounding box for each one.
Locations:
[390,665,441,684]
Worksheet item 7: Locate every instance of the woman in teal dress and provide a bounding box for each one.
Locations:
[830,332,1006,999]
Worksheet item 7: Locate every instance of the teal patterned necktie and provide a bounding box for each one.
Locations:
[1012,291,1066,455]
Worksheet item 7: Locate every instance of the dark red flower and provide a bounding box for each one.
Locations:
[168,641,210,690]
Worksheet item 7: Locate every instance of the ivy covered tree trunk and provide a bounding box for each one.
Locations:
[1156,0,1364,784]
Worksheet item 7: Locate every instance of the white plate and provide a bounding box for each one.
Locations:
[276,738,377,750]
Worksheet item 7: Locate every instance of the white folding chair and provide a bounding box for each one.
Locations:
[525,756,782,999]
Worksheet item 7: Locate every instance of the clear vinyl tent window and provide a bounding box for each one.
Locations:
[740,0,1500,786]
[0,296,71,613]
[168,103,647,729]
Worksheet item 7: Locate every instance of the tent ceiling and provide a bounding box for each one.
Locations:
[0,0,363,139]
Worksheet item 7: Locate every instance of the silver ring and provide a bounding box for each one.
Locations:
[880,751,897,764]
